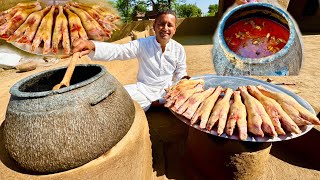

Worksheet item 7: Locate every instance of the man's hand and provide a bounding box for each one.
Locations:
[72,38,95,57]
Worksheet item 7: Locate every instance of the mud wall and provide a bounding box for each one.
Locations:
[109,16,220,42]
[174,16,220,36]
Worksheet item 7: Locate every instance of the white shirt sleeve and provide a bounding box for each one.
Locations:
[173,46,187,81]
[90,40,140,61]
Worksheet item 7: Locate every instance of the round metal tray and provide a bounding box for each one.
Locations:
[170,75,315,142]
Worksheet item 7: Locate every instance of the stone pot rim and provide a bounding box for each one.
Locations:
[10,64,106,98]
[218,2,296,64]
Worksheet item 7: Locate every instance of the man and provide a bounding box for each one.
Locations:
[72,10,189,111]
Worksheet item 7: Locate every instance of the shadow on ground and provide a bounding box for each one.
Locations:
[270,128,320,171]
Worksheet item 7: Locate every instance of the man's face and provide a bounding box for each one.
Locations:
[153,14,177,45]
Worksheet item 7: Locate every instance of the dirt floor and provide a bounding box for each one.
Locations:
[0,35,320,179]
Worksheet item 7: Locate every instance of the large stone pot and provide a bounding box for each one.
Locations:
[213,3,303,76]
[3,64,135,173]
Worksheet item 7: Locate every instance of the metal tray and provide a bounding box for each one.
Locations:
[170,75,315,142]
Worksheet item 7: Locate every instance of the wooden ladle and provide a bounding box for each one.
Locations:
[52,52,80,90]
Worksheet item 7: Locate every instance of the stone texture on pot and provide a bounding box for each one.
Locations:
[0,102,152,179]
[213,3,303,76]
[3,64,135,173]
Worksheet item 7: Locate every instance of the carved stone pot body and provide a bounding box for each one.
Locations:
[3,64,135,173]
[213,3,303,76]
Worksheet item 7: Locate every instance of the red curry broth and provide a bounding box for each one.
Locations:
[224,17,289,58]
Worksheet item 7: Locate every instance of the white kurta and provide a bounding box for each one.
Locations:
[90,36,187,111]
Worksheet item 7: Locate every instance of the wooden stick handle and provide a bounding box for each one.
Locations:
[60,52,80,86]
[52,52,80,90]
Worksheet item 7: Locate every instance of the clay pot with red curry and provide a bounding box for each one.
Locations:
[213,3,303,76]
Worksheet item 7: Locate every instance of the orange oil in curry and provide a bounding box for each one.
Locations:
[224,17,289,58]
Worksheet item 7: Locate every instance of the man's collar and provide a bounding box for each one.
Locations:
[153,36,161,48]
[153,36,172,51]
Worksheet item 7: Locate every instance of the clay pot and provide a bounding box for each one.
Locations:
[213,3,303,76]
[3,64,135,173]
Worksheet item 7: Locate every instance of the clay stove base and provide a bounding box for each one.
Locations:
[185,127,272,180]
[0,102,152,180]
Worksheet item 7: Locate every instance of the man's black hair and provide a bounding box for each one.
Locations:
[155,9,177,21]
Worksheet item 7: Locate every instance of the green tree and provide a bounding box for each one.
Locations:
[176,4,202,18]
[113,0,186,21]
[115,0,137,22]
[148,0,185,12]
[149,0,172,11]
[132,1,148,19]
[135,1,148,12]
[207,4,219,16]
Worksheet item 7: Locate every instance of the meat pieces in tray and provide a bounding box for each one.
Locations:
[165,79,320,140]
[0,1,120,55]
